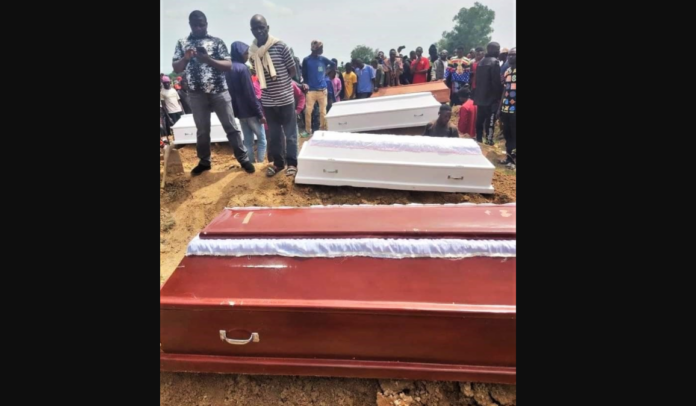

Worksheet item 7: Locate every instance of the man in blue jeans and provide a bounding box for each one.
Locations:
[352,58,376,99]
[226,41,267,163]
[172,10,254,176]
[249,14,300,177]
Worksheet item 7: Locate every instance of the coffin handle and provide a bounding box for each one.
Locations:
[323,169,338,174]
[219,330,260,345]
[413,113,424,117]
[338,122,348,125]
[448,175,464,180]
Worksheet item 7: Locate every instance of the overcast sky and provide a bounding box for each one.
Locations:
[160,0,515,73]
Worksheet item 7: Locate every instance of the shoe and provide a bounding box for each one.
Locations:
[286,166,297,176]
[242,161,256,174]
[191,164,211,176]
[485,139,495,146]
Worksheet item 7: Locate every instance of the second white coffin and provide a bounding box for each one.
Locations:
[325,93,441,132]
[296,131,495,194]
[171,114,251,146]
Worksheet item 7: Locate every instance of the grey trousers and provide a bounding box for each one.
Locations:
[188,91,249,166]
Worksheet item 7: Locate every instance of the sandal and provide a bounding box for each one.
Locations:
[286,166,297,176]
[266,166,282,177]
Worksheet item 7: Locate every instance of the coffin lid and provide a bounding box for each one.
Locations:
[199,204,515,239]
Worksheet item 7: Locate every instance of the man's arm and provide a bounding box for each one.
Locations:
[172,41,194,73]
[281,44,297,80]
[301,57,309,87]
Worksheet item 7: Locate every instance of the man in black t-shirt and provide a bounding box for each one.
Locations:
[423,104,459,138]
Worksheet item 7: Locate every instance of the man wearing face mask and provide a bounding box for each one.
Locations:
[172,10,254,176]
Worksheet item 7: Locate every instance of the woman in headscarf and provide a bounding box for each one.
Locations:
[225,41,267,163]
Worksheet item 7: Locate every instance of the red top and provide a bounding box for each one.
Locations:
[410,57,431,84]
[292,82,305,115]
[471,62,479,88]
[458,99,478,137]
[200,204,516,239]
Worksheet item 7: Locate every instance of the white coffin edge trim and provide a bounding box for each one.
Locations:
[223,203,516,210]
[307,131,483,156]
[186,236,516,259]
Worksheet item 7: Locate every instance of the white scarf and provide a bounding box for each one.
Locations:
[249,35,280,90]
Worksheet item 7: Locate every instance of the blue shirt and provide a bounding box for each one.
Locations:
[355,65,376,93]
[302,55,334,91]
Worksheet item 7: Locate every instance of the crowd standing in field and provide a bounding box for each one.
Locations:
[160,10,517,176]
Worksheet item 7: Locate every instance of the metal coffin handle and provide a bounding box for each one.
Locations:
[414,113,424,117]
[219,330,260,345]
[338,122,348,125]
[448,175,464,180]
[323,169,338,174]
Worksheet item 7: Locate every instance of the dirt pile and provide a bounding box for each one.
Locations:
[160,374,516,406]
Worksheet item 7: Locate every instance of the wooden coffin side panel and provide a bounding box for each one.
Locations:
[160,308,516,367]
[160,354,516,384]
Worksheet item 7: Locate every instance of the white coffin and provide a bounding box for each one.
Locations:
[171,114,250,145]
[296,131,495,194]
[325,93,441,132]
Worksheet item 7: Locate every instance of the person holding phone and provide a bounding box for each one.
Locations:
[172,10,254,176]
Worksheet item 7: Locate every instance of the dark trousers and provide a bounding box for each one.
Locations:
[265,103,299,168]
[356,92,372,99]
[476,104,497,143]
[189,91,248,166]
[168,112,182,125]
[501,113,516,160]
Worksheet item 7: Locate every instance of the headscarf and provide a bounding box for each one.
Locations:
[230,41,249,64]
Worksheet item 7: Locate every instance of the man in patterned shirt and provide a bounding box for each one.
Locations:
[249,14,300,178]
[172,10,254,176]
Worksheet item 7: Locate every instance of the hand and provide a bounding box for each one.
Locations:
[260,117,267,125]
[302,84,309,92]
[184,49,197,60]
[196,52,211,63]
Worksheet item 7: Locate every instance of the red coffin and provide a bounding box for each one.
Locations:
[160,204,516,383]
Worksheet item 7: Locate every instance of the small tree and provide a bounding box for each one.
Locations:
[350,45,376,64]
[440,2,496,55]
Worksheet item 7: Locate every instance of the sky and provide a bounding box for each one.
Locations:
[160,0,515,73]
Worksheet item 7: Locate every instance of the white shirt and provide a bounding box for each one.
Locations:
[160,88,182,113]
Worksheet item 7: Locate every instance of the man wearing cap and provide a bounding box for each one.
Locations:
[301,40,334,135]
[172,10,254,176]
[160,76,184,130]
[423,104,459,138]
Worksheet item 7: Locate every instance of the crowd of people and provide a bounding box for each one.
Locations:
[160,10,517,178]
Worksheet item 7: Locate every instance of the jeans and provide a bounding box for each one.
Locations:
[264,103,298,169]
[476,104,497,143]
[239,116,267,163]
[305,89,328,134]
[501,113,516,161]
[188,91,249,166]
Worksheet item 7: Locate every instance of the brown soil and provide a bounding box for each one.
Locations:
[160,117,516,404]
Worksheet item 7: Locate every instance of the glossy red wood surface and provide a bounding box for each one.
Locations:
[161,256,515,311]
[160,354,516,384]
[200,205,516,239]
